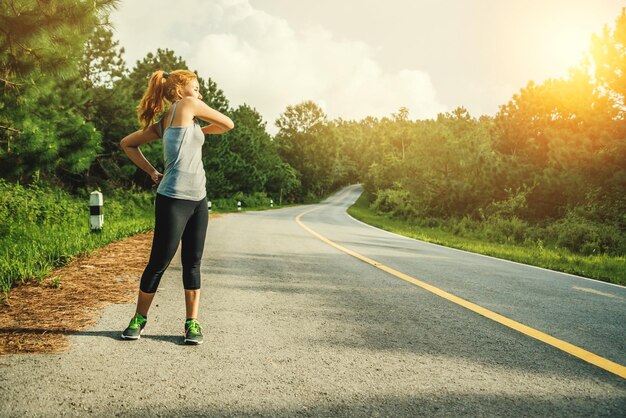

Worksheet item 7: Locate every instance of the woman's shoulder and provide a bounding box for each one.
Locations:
[177,97,202,109]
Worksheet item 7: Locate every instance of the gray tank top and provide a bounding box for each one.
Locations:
[156,101,207,201]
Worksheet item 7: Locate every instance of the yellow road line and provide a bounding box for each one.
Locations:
[295,206,626,380]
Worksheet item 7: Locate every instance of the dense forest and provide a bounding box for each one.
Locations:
[1,2,625,258]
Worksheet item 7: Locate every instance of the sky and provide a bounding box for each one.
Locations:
[110,0,624,133]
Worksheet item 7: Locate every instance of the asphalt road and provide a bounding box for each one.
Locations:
[1,185,625,417]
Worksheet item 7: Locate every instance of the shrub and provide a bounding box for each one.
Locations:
[449,215,481,237]
[415,217,442,228]
[240,192,273,208]
[548,213,625,255]
[483,187,530,218]
[482,215,531,245]
[370,188,417,219]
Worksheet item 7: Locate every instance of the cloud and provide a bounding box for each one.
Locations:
[111,0,446,133]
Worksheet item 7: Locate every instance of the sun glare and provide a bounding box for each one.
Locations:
[546,21,593,70]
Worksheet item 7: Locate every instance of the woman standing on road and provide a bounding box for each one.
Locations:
[119,69,234,344]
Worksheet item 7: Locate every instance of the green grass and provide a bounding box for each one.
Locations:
[0,183,156,299]
[348,192,626,286]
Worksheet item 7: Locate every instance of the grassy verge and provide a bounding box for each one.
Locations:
[348,192,626,286]
[0,182,156,298]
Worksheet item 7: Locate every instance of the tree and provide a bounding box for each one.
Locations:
[204,103,298,199]
[0,0,118,84]
[0,0,117,184]
[81,21,127,90]
[590,7,626,119]
[275,100,340,198]
[76,23,136,189]
[0,76,101,182]
[205,104,267,195]
[585,7,626,226]
[492,9,626,222]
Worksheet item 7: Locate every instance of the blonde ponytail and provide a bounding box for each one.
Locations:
[137,69,198,130]
[137,70,168,129]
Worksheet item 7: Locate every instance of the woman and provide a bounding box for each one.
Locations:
[119,69,234,345]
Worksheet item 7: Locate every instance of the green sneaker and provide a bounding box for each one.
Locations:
[184,319,203,345]
[121,313,147,340]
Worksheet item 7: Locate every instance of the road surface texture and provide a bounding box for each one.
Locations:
[1,185,625,417]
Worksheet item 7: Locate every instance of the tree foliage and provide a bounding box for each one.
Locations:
[275,101,340,199]
[0,0,117,184]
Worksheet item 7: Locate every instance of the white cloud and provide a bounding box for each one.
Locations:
[111,0,446,133]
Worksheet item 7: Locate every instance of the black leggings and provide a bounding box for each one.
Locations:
[140,193,208,293]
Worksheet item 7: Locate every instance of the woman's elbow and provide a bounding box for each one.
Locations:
[215,120,234,133]
[119,136,137,152]
[119,137,132,150]
[119,129,145,149]
[223,118,235,132]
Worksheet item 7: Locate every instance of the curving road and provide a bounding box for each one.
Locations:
[1,185,625,417]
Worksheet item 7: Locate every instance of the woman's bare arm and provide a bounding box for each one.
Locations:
[201,124,232,135]
[119,125,163,185]
[181,97,234,132]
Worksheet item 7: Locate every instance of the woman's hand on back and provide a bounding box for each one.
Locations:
[120,127,162,179]
[150,170,164,185]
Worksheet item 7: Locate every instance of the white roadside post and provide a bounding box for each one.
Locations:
[237,201,242,211]
[208,200,212,214]
[89,191,104,232]
[270,199,274,208]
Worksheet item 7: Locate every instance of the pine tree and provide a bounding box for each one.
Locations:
[0,0,118,183]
